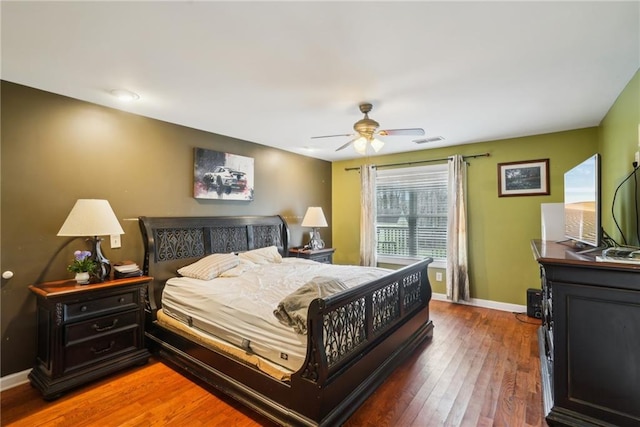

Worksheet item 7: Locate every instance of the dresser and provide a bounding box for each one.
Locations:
[28,276,152,400]
[288,247,335,264]
[531,240,640,426]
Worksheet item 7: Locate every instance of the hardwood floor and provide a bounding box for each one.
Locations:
[1,300,548,427]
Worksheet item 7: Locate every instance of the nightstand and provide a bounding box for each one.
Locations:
[288,247,335,264]
[28,276,152,400]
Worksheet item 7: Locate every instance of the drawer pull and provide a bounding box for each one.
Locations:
[80,306,88,312]
[91,341,115,355]
[92,319,118,332]
[118,297,125,303]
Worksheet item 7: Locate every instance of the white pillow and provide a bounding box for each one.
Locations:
[219,262,257,278]
[238,246,282,265]
[177,253,239,280]
[238,257,256,266]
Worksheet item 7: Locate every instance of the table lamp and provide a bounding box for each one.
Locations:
[57,199,125,281]
[301,207,328,250]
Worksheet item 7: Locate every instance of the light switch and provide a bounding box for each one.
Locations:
[110,234,121,249]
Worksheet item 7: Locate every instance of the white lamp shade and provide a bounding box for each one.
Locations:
[301,207,328,228]
[370,138,385,152]
[57,199,125,236]
[353,137,368,155]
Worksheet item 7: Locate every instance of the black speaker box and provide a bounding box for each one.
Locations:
[527,288,542,319]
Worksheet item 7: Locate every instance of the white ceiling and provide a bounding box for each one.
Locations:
[2,1,638,162]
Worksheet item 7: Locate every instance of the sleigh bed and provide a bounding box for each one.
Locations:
[139,215,433,426]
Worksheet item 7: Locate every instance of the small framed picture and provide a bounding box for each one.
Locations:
[497,159,549,197]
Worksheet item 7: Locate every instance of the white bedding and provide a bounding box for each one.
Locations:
[161,258,391,371]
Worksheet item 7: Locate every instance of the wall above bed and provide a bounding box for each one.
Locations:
[0,81,332,377]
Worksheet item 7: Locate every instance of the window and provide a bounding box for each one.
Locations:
[376,164,448,265]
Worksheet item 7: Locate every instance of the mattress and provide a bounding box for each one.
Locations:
[156,309,292,381]
[161,258,391,371]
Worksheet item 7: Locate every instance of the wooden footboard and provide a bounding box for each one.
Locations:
[138,215,433,426]
[292,258,433,424]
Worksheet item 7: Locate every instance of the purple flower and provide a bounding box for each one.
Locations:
[68,250,95,273]
[73,250,92,261]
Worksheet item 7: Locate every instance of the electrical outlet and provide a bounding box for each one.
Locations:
[436,272,443,282]
[110,234,121,249]
[635,151,640,165]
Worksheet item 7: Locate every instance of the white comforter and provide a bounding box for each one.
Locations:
[161,258,391,371]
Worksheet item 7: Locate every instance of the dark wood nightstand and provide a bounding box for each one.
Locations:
[288,247,335,264]
[28,276,152,400]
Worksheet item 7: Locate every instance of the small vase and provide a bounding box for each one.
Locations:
[74,272,90,285]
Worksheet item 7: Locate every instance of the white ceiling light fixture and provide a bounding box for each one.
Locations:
[110,89,140,102]
[353,137,368,155]
[370,138,384,152]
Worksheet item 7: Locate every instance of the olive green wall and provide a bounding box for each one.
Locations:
[333,129,600,303]
[599,69,640,247]
[0,81,332,376]
[333,70,640,305]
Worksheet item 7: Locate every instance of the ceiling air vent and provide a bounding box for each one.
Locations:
[413,136,444,144]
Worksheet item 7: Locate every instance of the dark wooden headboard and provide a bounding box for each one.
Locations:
[138,215,289,317]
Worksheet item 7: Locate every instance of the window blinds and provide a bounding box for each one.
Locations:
[376,163,448,263]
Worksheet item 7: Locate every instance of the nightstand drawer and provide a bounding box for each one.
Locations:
[312,253,333,264]
[65,309,140,345]
[64,326,139,373]
[64,290,138,322]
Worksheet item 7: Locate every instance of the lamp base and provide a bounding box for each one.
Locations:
[90,236,111,282]
[309,228,325,250]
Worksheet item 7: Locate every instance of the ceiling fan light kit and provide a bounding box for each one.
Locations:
[312,102,425,155]
[370,137,384,152]
[354,137,368,154]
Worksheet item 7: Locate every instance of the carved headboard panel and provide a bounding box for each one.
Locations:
[138,215,289,316]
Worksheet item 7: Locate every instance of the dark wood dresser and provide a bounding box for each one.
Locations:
[531,240,640,427]
[28,276,152,400]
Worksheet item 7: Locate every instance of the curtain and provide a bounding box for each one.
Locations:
[360,164,377,267]
[446,155,470,302]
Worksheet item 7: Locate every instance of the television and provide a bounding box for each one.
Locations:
[564,153,601,248]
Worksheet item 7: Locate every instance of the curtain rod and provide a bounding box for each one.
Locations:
[344,152,491,171]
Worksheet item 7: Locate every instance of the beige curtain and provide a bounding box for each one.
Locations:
[360,164,377,267]
[446,155,470,302]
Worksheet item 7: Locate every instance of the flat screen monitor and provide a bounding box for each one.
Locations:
[564,154,601,248]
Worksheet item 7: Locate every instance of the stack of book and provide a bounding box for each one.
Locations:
[113,261,143,279]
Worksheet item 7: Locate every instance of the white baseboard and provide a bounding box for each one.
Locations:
[431,292,527,314]
[1,368,31,392]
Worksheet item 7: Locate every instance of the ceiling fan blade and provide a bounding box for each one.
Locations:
[378,128,425,137]
[335,139,357,152]
[311,133,354,139]
[414,136,444,144]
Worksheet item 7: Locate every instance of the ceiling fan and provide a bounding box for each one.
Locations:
[311,103,425,154]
